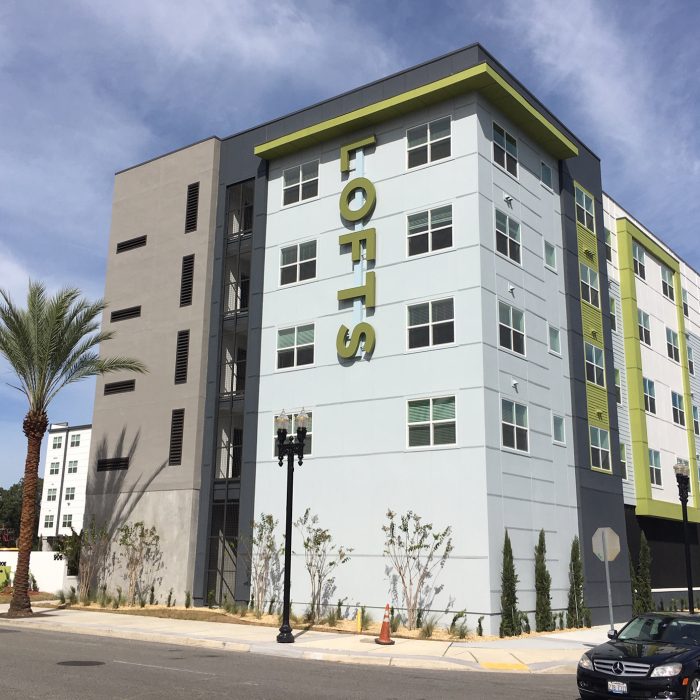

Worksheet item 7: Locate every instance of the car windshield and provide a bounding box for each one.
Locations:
[618,616,700,645]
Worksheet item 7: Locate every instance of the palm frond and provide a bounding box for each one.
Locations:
[0,282,147,413]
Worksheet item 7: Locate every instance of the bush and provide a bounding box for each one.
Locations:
[167,589,173,608]
[566,537,590,628]
[534,529,554,632]
[361,606,372,631]
[477,616,484,636]
[98,584,108,608]
[58,590,66,605]
[420,614,439,639]
[499,530,520,637]
[68,586,77,605]
[185,590,191,609]
[149,585,155,606]
[390,607,401,634]
[207,590,215,608]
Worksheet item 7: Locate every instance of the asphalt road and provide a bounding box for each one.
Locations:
[0,627,580,699]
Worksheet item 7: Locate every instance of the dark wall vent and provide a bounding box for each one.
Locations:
[174,330,190,384]
[96,457,129,471]
[116,235,147,253]
[180,255,195,307]
[110,306,141,322]
[104,380,136,395]
[169,409,185,465]
[184,182,200,233]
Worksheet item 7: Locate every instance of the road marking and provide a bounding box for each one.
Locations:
[480,661,529,671]
[113,660,214,676]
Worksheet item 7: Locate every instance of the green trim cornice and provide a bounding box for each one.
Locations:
[254,63,579,161]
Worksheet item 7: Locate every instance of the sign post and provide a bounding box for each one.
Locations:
[592,527,620,633]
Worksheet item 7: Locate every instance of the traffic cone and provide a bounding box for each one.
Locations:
[375,603,395,645]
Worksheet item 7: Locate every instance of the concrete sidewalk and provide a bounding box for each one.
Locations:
[0,604,607,674]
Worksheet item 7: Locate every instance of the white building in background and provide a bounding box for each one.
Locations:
[38,423,91,544]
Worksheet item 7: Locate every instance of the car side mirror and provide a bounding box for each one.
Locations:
[607,629,618,640]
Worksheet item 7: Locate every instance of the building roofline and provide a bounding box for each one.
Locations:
[114,136,220,176]
[48,423,92,434]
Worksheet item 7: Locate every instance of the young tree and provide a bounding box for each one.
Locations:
[634,533,654,614]
[566,536,589,628]
[382,509,453,631]
[118,522,160,605]
[77,518,110,599]
[295,509,351,622]
[0,283,145,617]
[499,530,520,637]
[248,513,281,615]
[534,529,554,632]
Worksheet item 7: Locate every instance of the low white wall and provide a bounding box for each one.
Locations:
[0,550,69,594]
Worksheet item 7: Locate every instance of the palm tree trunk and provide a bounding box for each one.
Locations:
[7,409,47,617]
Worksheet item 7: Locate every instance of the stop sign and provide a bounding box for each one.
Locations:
[592,527,620,562]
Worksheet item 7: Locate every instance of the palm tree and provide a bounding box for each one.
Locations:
[0,282,146,617]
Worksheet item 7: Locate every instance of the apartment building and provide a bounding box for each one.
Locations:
[603,196,699,594]
[38,423,92,542]
[83,43,696,631]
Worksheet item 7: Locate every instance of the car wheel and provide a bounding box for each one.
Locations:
[688,676,700,700]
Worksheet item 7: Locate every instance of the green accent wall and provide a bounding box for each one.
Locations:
[254,63,579,161]
[616,217,699,522]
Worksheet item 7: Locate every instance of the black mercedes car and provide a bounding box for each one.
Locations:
[577,613,700,699]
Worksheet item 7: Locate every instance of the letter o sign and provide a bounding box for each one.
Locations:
[339,177,376,222]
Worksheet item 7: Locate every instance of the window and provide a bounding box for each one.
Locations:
[180,255,195,307]
[493,123,517,177]
[283,160,319,205]
[604,228,612,262]
[548,324,561,355]
[540,162,552,189]
[169,409,185,466]
[575,185,595,231]
[638,309,651,346]
[649,449,662,486]
[407,205,452,256]
[226,180,254,237]
[273,411,313,456]
[501,399,528,452]
[552,414,565,444]
[688,346,695,375]
[495,209,521,263]
[64,487,75,501]
[610,297,617,332]
[498,302,525,355]
[52,436,62,450]
[580,263,600,307]
[407,117,451,169]
[666,328,680,362]
[62,514,73,529]
[544,241,557,270]
[70,434,80,448]
[590,426,610,471]
[585,342,605,386]
[661,266,674,301]
[184,182,200,233]
[643,377,656,414]
[407,299,454,349]
[633,241,646,280]
[614,368,621,404]
[49,461,60,475]
[280,241,317,285]
[67,460,78,474]
[620,443,627,480]
[693,406,699,436]
[44,515,54,529]
[47,488,57,502]
[174,330,190,384]
[683,289,689,317]
[277,324,314,369]
[104,380,136,395]
[116,235,147,253]
[672,391,686,427]
[110,306,141,322]
[407,396,456,447]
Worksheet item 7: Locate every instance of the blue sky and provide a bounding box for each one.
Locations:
[1,0,699,487]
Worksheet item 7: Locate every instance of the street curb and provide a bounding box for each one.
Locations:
[0,619,475,672]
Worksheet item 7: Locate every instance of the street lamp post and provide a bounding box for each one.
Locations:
[275,408,307,643]
[673,460,695,614]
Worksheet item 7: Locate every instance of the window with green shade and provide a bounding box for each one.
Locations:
[407,205,453,256]
[407,396,456,447]
[280,240,317,285]
[407,298,454,349]
[552,414,565,444]
[548,324,561,355]
[544,241,556,270]
[277,324,314,369]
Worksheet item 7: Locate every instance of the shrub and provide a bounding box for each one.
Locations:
[632,533,654,614]
[98,584,108,608]
[167,589,173,608]
[326,608,338,627]
[185,590,191,609]
[477,616,484,636]
[499,530,520,637]
[207,590,215,608]
[420,614,439,639]
[68,586,77,605]
[390,606,400,634]
[149,585,155,606]
[566,537,590,628]
[58,590,66,605]
[534,529,555,632]
[361,606,372,631]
